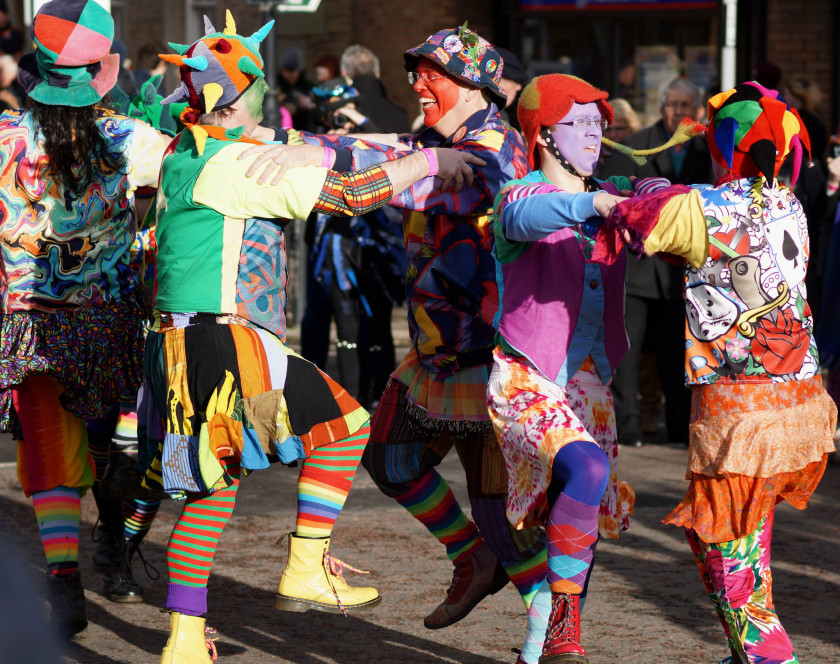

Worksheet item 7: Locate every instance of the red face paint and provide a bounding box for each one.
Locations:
[413,60,462,128]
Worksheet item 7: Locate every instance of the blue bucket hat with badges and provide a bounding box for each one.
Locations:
[404,22,507,108]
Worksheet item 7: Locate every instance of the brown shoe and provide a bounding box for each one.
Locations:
[423,544,509,629]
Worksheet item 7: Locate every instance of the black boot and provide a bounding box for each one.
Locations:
[102,540,159,603]
[46,570,88,639]
[91,520,126,573]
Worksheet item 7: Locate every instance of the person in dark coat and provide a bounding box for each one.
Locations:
[338,44,410,133]
[596,77,714,447]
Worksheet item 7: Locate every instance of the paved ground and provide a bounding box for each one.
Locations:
[0,439,837,664]
[1,318,838,663]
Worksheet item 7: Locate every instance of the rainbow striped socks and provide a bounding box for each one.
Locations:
[295,425,369,538]
[394,470,482,562]
[505,545,548,608]
[32,486,81,575]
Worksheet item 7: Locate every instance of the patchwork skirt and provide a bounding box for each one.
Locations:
[664,375,836,542]
[138,313,369,498]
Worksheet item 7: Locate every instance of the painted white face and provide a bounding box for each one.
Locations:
[685,283,739,341]
[549,102,603,176]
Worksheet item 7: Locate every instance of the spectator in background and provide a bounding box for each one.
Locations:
[598,98,640,169]
[314,53,340,84]
[496,47,528,129]
[132,41,169,93]
[0,54,21,108]
[111,39,137,96]
[277,46,314,129]
[752,61,781,90]
[301,45,409,407]
[0,1,22,57]
[784,76,828,162]
[778,76,829,322]
[817,151,840,459]
[598,77,713,448]
[614,59,642,110]
[339,44,410,133]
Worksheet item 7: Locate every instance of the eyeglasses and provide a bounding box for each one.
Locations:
[407,71,448,86]
[554,118,609,131]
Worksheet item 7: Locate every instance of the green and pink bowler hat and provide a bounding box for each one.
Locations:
[18,0,119,107]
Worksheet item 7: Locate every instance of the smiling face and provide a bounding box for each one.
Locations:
[549,102,603,176]
[413,59,464,130]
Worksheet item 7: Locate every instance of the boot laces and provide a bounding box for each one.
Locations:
[275,532,371,618]
[445,556,473,602]
[91,519,122,549]
[205,626,218,661]
[545,594,580,644]
[323,549,371,617]
[129,542,160,581]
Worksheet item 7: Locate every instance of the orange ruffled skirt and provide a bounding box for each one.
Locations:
[664,375,836,543]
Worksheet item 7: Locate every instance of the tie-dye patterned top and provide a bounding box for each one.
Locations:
[0,108,167,312]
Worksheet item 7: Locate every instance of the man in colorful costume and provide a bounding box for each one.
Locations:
[595,81,837,664]
[356,26,551,629]
[489,74,640,664]
[142,12,479,663]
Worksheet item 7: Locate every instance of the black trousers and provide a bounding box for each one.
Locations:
[610,295,691,444]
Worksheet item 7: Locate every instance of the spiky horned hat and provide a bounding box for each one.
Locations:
[160,10,273,152]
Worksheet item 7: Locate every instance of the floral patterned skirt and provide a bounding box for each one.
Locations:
[487,348,634,539]
[0,297,146,439]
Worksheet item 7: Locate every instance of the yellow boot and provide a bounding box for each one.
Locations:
[275,534,381,614]
[159,612,217,664]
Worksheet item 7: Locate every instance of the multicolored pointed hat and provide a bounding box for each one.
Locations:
[404,22,507,108]
[161,10,273,151]
[706,81,812,185]
[17,0,119,107]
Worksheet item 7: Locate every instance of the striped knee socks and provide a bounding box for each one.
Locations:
[32,486,81,575]
[394,470,482,562]
[295,424,369,538]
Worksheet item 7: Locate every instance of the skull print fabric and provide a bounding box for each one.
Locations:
[683,177,817,385]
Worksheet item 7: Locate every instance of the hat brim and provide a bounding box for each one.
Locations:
[19,52,119,107]
[403,52,507,108]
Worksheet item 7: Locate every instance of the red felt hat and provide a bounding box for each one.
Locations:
[517,74,613,170]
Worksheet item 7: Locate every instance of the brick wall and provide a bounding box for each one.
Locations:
[766,0,833,123]
[107,0,835,134]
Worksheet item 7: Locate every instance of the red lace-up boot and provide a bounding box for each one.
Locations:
[539,592,588,664]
